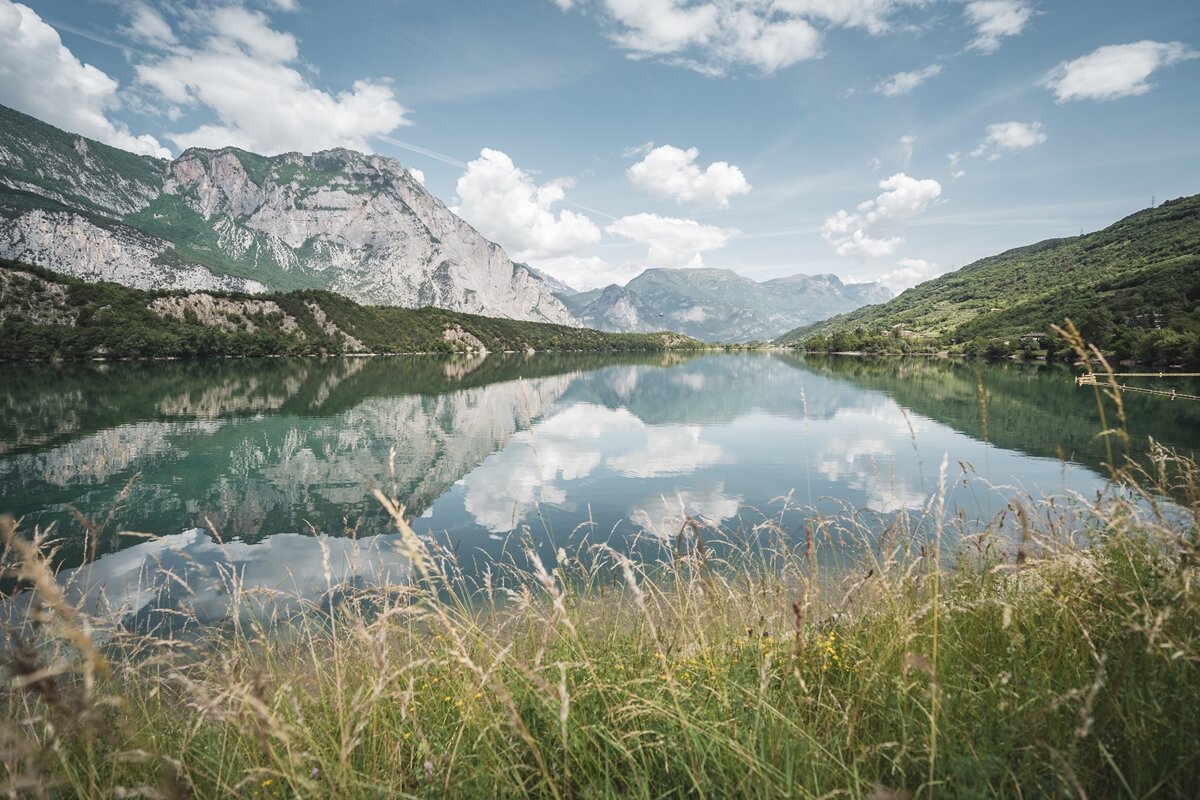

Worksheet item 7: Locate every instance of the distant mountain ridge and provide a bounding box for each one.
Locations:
[557,267,891,342]
[0,104,574,324]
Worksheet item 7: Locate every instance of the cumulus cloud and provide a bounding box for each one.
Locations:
[821,172,942,259]
[875,63,941,96]
[124,4,177,46]
[606,213,733,268]
[454,148,601,261]
[626,144,751,207]
[560,0,921,75]
[133,5,410,154]
[970,121,1046,160]
[526,255,643,292]
[408,168,425,186]
[0,0,170,158]
[874,257,941,294]
[964,0,1033,53]
[1042,41,1198,103]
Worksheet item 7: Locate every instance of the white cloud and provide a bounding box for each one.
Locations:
[874,257,941,294]
[821,172,942,260]
[899,134,916,164]
[875,63,941,96]
[1042,41,1198,103]
[454,148,601,261]
[964,0,1033,53]
[0,0,170,158]
[210,6,298,62]
[773,0,908,35]
[527,255,642,291]
[606,213,733,268]
[831,230,904,259]
[626,144,751,207]
[408,168,425,186]
[568,0,931,74]
[133,6,410,154]
[125,4,176,46]
[970,121,1046,160]
[570,1,1037,74]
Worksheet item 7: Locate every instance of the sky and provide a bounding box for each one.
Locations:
[1,0,1198,293]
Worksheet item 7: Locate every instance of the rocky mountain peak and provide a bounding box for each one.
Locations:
[0,104,576,325]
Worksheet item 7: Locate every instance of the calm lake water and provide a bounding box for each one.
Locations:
[3,353,1198,625]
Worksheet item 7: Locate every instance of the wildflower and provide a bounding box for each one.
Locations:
[474,692,483,700]
[262,779,273,788]
[443,695,452,702]
[309,767,320,779]
[424,760,434,781]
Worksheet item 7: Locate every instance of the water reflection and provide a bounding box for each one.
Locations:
[3,352,1198,625]
[16,528,413,635]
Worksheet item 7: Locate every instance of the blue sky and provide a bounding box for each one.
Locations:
[2,0,1198,292]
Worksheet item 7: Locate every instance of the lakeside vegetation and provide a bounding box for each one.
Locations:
[780,195,1200,365]
[0,259,702,361]
[3,350,1200,798]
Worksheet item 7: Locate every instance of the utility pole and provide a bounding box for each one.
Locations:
[1151,195,1156,208]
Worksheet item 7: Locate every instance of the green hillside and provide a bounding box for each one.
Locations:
[778,195,1200,364]
[0,259,700,361]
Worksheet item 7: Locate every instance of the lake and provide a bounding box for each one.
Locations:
[3,353,1198,625]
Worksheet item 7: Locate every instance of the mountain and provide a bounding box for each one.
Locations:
[0,104,575,324]
[777,195,1200,363]
[0,258,700,361]
[559,267,891,342]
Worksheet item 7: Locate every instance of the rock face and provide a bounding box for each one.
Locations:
[0,104,575,324]
[560,268,892,342]
[0,209,266,293]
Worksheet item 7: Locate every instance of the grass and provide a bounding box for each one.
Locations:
[2,335,1200,798]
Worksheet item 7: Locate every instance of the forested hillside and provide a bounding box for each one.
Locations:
[780,195,1200,364]
[0,259,699,361]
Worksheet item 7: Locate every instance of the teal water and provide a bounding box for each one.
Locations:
[3,353,1198,625]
